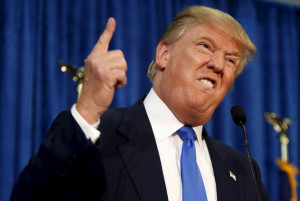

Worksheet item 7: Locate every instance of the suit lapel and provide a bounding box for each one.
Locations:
[203,130,241,201]
[116,99,169,201]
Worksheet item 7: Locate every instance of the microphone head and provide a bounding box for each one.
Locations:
[231,105,247,126]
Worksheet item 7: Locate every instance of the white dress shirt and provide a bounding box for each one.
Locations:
[71,88,217,201]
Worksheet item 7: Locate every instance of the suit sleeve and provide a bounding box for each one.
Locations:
[10,111,99,201]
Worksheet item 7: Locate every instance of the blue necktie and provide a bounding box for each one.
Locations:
[177,125,208,201]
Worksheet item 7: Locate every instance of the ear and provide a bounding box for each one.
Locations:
[155,42,169,69]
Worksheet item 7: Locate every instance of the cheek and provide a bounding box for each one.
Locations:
[222,70,236,88]
[166,62,187,83]
[169,48,197,66]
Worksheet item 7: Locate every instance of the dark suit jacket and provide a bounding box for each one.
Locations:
[11,97,270,201]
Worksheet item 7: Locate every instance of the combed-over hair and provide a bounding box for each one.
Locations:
[147,5,256,82]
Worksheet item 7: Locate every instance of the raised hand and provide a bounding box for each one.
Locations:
[76,18,127,124]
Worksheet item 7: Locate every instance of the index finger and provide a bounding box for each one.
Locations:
[93,17,116,54]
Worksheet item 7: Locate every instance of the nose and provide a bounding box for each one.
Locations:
[207,53,224,74]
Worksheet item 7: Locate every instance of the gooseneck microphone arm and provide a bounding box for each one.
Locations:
[231,106,262,201]
[241,123,262,201]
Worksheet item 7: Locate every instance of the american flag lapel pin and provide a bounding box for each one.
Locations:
[229,171,237,181]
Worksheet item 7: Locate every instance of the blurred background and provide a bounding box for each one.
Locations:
[0,0,299,200]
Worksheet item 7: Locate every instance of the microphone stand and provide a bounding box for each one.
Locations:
[240,123,262,201]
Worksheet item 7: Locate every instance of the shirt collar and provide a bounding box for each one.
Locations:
[143,88,204,142]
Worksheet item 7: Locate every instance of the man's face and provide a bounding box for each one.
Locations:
[154,23,242,126]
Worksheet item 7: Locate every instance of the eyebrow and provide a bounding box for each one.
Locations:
[198,35,242,57]
[226,51,242,57]
[200,35,217,48]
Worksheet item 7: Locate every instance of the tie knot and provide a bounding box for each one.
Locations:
[177,125,196,141]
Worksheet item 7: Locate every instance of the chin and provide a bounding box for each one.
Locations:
[180,112,212,126]
[184,119,208,127]
[173,100,215,126]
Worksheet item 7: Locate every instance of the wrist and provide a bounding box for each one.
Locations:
[75,98,106,124]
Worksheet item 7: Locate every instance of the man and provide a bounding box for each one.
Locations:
[11,5,270,201]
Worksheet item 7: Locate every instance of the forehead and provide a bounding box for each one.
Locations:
[180,23,242,52]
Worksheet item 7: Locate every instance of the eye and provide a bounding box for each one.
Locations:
[226,58,239,69]
[228,59,235,64]
[200,43,209,49]
[197,42,212,53]
[196,40,214,53]
[225,54,240,67]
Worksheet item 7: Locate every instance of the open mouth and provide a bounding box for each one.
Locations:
[200,78,215,88]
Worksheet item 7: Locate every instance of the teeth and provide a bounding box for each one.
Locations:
[201,79,214,88]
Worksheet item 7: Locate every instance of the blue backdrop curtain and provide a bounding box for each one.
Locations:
[0,0,299,200]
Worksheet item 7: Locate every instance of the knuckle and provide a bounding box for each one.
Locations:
[85,57,99,67]
[84,57,92,65]
[114,49,124,57]
[123,60,128,70]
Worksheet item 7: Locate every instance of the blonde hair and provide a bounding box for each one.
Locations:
[147,5,256,82]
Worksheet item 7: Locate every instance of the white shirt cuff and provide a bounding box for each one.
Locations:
[71,104,100,144]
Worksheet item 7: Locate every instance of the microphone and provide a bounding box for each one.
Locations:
[231,105,247,126]
[231,106,262,201]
